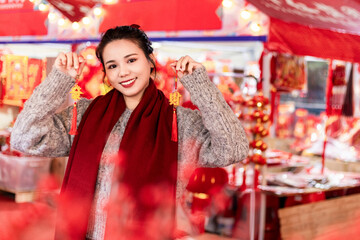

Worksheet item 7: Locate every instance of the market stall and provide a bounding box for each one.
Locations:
[243,1,360,239]
[2,0,360,239]
[0,0,266,239]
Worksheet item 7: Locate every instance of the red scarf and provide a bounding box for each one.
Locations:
[56,80,178,239]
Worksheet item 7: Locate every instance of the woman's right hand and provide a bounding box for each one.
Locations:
[54,52,86,79]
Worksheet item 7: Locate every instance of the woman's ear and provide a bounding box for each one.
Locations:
[149,53,156,79]
[150,53,156,67]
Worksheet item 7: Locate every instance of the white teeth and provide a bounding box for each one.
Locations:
[121,78,136,86]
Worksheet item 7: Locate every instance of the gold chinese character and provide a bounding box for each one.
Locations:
[169,91,181,107]
[70,84,83,101]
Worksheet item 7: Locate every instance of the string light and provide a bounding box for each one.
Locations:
[240,9,252,20]
[94,7,103,16]
[58,18,65,26]
[39,3,49,11]
[250,22,261,32]
[48,12,57,22]
[82,17,91,25]
[72,22,80,30]
[104,0,118,4]
[222,0,234,9]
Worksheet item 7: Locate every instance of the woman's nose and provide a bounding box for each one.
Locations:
[119,66,130,77]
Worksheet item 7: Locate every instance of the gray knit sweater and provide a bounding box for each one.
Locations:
[11,66,248,239]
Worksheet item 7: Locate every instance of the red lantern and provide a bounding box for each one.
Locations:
[260,129,269,137]
[261,114,270,123]
[249,154,266,165]
[251,109,265,120]
[252,124,265,134]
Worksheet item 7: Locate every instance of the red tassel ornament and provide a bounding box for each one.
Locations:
[169,72,181,142]
[171,107,178,142]
[69,102,78,135]
[69,74,83,135]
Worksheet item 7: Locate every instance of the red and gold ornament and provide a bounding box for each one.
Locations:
[69,74,83,135]
[169,72,181,142]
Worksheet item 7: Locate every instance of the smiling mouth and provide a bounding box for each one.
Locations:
[120,78,137,86]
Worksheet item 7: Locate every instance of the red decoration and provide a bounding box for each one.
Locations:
[186,167,228,195]
[171,108,178,142]
[47,0,98,22]
[0,1,48,36]
[271,53,306,91]
[251,109,265,120]
[250,140,268,152]
[169,72,181,142]
[100,0,222,32]
[28,58,44,91]
[69,103,78,135]
[248,0,360,34]
[249,154,266,165]
[332,65,346,86]
[69,79,83,135]
[266,17,360,63]
[78,46,104,98]
[0,57,4,105]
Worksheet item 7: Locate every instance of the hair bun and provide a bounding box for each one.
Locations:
[130,24,140,29]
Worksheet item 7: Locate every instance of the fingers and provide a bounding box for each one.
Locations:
[77,56,86,75]
[55,52,66,68]
[171,55,202,77]
[54,52,85,77]
[65,52,74,70]
[187,62,196,75]
[175,55,191,72]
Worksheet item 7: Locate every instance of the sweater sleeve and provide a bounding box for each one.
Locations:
[176,66,249,167]
[10,68,92,157]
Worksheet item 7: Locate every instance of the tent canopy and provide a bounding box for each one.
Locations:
[0,0,222,37]
[247,0,360,62]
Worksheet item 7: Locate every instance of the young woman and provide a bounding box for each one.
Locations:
[11,25,249,239]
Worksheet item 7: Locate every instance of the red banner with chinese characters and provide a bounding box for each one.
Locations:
[28,58,44,93]
[47,0,98,22]
[4,55,28,103]
[0,0,48,36]
[3,55,44,106]
[100,0,222,32]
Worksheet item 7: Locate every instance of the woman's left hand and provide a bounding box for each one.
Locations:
[170,55,203,78]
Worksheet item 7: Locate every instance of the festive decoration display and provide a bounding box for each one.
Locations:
[275,103,295,139]
[3,55,28,102]
[169,72,181,142]
[239,93,270,188]
[271,53,306,92]
[47,0,98,22]
[77,46,106,98]
[1,55,44,106]
[154,59,179,98]
[69,75,83,135]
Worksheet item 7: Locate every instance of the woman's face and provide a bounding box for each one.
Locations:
[102,39,153,108]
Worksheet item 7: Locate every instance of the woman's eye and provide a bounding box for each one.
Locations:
[128,58,137,63]
[107,64,116,69]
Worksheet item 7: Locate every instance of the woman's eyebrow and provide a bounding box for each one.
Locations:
[105,59,115,65]
[124,53,138,58]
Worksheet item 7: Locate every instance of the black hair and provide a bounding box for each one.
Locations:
[96,24,156,77]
